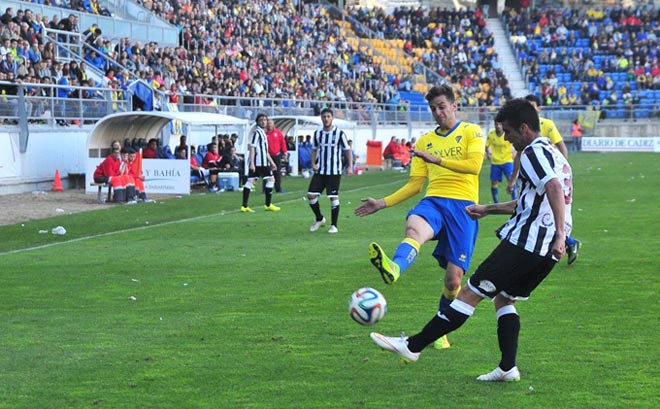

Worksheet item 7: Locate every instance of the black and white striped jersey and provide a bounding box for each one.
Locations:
[249,126,270,167]
[497,137,573,257]
[313,126,350,175]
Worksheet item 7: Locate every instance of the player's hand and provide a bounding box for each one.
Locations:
[551,232,566,260]
[250,164,255,173]
[346,168,353,177]
[465,204,488,220]
[312,164,318,172]
[412,150,439,165]
[506,183,514,194]
[354,197,385,217]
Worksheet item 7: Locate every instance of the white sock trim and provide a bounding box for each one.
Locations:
[449,299,475,317]
[496,305,518,320]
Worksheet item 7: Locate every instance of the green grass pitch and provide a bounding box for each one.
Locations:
[0,152,658,408]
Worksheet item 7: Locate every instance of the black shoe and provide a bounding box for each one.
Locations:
[567,240,581,265]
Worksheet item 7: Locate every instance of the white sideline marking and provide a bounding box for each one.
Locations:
[0,181,402,257]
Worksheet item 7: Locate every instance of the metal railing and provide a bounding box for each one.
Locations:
[1,81,659,131]
[0,82,131,126]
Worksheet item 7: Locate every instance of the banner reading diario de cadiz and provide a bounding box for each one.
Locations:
[581,137,660,152]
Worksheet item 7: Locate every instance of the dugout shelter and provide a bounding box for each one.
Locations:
[85,111,250,194]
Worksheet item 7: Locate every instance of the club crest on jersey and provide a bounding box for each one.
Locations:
[541,213,553,227]
[426,142,433,150]
[455,135,462,143]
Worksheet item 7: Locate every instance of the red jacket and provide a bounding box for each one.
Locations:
[142,147,157,158]
[203,152,221,168]
[382,140,396,158]
[266,128,287,157]
[93,154,121,179]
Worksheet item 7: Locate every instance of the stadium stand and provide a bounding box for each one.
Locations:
[346,5,513,111]
[503,3,660,119]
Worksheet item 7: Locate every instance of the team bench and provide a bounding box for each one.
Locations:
[90,182,113,203]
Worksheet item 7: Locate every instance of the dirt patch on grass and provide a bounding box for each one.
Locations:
[0,190,173,226]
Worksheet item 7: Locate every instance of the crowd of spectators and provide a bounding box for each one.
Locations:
[2,0,660,121]
[1,0,417,121]
[505,3,660,108]
[348,5,513,108]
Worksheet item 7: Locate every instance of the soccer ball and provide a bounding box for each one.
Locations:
[349,287,387,325]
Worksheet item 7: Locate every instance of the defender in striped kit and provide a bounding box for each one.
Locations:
[307,108,353,234]
[241,113,281,213]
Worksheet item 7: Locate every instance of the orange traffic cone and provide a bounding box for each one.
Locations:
[52,169,64,192]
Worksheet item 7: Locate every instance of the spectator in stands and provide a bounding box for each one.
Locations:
[142,138,158,158]
[0,8,13,25]
[82,24,102,46]
[0,51,17,76]
[56,67,71,126]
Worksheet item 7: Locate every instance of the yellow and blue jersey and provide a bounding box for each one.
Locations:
[411,121,484,203]
[540,117,563,145]
[486,130,514,165]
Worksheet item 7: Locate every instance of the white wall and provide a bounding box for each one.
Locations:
[0,128,88,194]
[0,122,436,194]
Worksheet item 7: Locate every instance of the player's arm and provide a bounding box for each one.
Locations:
[344,148,353,175]
[547,119,568,158]
[354,176,425,216]
[465,200,517,219]
[413,149,484,175]
[555,140,568,158]
[248,145,256,171]
[268,153,277,170]
[507,153,520,194]
[310,148,318,171]
[545,177,566,259]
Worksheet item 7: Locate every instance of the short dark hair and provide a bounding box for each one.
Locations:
[524,94,541,106]
[495,98,540,133]
[425,84,455,103]
[255,113,267,123]
[321,107,333,116]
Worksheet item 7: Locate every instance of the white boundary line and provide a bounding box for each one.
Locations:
[0,181,403,257]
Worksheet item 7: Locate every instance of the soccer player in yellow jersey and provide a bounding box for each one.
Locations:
[486,120,517,203]
[508,95,579,265]
[355,85,485,349]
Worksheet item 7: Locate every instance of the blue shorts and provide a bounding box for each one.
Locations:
[407,197,478,272]
[490,162,514,182]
